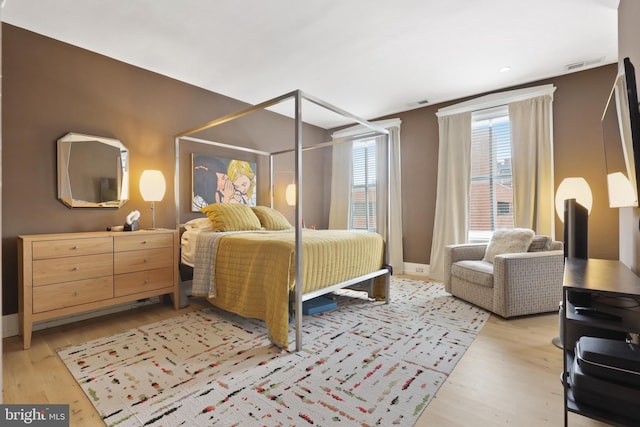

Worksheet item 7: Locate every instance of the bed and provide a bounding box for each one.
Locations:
[175,90,392,351]
[181,209,387,348]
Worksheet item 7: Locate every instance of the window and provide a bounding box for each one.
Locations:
[351,138,377,231]
[497,201,512,216]
[468,106,513,242]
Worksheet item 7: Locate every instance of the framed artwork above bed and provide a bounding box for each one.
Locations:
[191,154,257,211]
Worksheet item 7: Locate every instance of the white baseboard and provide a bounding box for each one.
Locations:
[3,297,160,338]
[403,262,430,276]
[3,314,18,338]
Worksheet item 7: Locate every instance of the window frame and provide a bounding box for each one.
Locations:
[350,137,377,231]
[468,106,514,242]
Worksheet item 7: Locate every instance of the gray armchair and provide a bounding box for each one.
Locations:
[444,236,564,318]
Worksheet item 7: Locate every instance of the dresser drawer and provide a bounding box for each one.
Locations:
[114,233,173,252]
[114,248,173,274]
[33,276,113,313]
[32,237,113,259]
[114,267,174,297]
[33,253,114,286]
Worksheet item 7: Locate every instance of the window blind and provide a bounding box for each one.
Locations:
[351,139,377,231]
[469,106,513,242]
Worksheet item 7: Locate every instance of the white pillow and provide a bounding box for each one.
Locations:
[482,228,535,263]
[184,217,213,230]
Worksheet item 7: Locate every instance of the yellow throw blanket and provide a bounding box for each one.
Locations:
[201,229,385,348]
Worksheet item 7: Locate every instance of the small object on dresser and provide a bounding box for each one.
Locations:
[108,225,124,232]
[124,210,141,231]
[124,220,139,231]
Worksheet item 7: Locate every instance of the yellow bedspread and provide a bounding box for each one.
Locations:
[201,229,385,349]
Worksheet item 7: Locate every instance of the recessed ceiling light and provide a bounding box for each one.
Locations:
[499,66,511,73]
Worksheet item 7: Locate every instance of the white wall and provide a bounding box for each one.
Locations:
[618,0,640,273]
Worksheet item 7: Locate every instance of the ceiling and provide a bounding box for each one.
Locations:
[1,0,620,128]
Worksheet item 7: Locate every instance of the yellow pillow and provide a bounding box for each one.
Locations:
[200,203,262,232]
[251,206,293,230]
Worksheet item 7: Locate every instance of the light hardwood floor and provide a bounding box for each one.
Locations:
[3,277,610,427]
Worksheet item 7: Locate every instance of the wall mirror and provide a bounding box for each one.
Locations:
[57,132,129,208]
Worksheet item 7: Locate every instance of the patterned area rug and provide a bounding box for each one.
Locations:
[58,278,489,426]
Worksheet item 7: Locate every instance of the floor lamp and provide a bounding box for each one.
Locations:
[139,170,166,229]
[552,177,592,349]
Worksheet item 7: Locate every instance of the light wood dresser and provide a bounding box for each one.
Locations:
[18,229,179,349]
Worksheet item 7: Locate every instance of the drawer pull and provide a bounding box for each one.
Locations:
[72,267,80,271]
[141,240,148,244]
[72,246,80,250]
[73,291,78,296]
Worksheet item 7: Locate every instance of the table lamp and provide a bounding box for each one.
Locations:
[139,170,166,229]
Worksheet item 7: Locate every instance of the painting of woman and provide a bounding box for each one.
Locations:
[192,155,256,210]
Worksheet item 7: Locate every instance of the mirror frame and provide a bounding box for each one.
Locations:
[57,132,130,208]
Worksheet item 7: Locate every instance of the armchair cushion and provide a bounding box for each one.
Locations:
[482,228,535,263]
[528,235,552,252]
[451,260,494,288]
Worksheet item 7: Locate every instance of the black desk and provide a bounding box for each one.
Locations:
[564,258,640,296]
[562,258,640,427]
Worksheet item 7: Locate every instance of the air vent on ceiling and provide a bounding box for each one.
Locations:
[417,99,429,105]
[565,57,606,71]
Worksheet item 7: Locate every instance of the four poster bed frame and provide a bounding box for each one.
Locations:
[174,90,392,351]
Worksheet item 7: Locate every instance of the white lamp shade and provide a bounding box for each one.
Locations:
[555,177,593,222]
[607,172,638,207]
[139,170,166,202]
[285,184,296,206]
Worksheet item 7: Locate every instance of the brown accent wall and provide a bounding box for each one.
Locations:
[378,64,619,265]
[551,66,619,259]
[618,0,640,273]
[2,24,328,315]
[380,107,439,265]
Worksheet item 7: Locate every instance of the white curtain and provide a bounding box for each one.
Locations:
[328,141,353,230]
[328,119,404,274]
[377,125,404,273]
[509,96,555,236]
[429,112,472,281]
